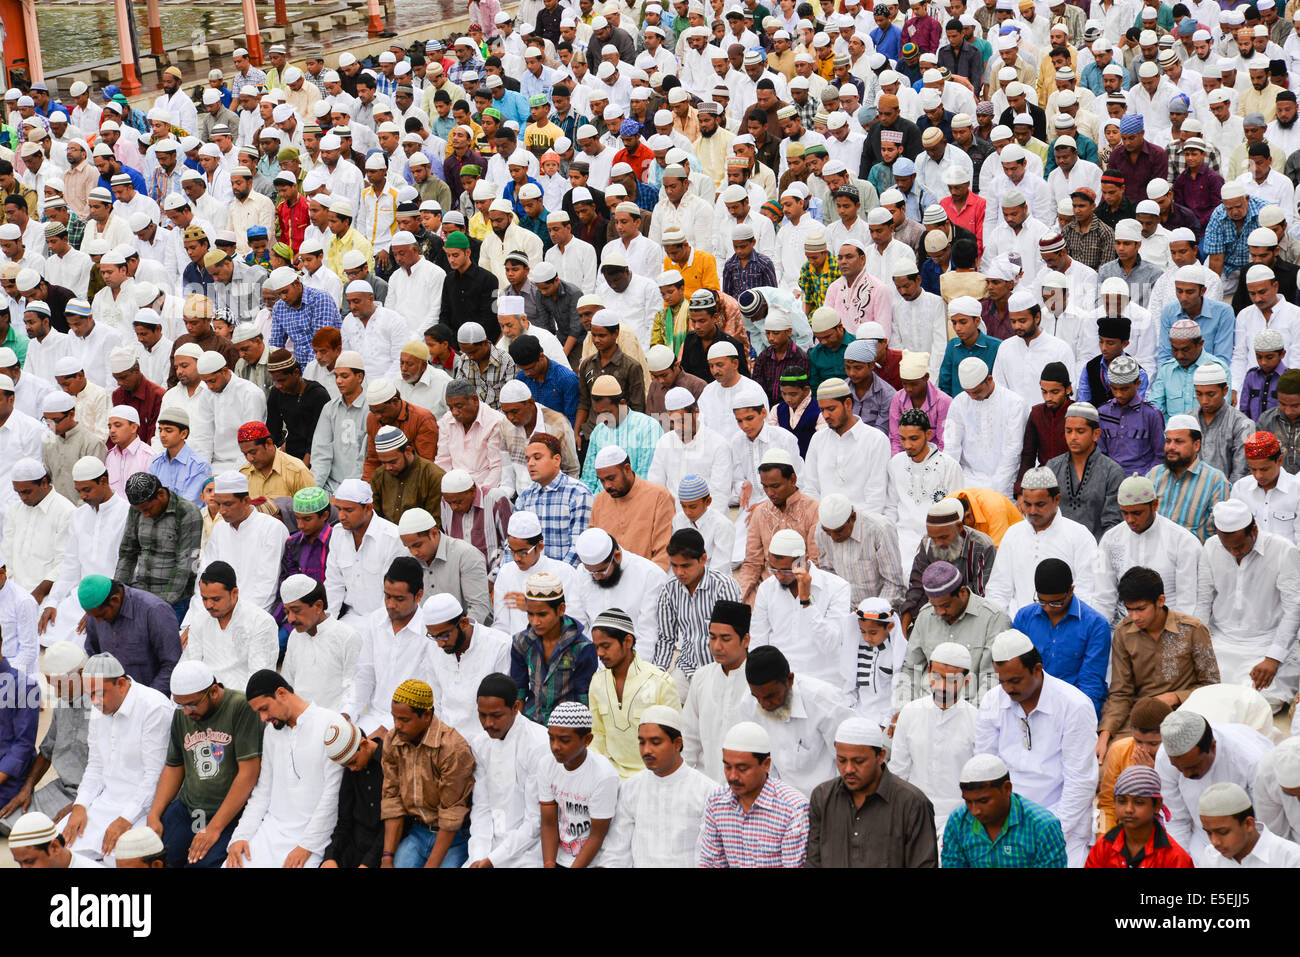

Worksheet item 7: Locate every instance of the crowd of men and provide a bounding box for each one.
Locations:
[6,0,1300,869]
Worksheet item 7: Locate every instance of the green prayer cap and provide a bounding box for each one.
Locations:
[803,143,829,157]
[529,94,549,107]
[780,371,809,382]
[277,146,300,163]
[293,486,330,514]
[445,230,470,250]
[460,164,482,177]
[77,574,113,611]
[482,107,503,121]
[272,241,293,260]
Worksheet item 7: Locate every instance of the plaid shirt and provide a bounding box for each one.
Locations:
[653,568,743,675]
[1259,407,1300,474]
[1200,196,1267,277]
[722,251,778,302]
[270,285,342,366]
[795,99,818,130]
[699,776,811,868]
[114,490,203,605]
[628,178,660,213]
[941,793,1067,868]
[798,254,840,312]
[453,346,518,409]
[1167,139,1221,179]
[515,472,593,565]
[1062,218,1116,271]
[509,616,598,724]
[54,211,87,249]
[448,56,485,85]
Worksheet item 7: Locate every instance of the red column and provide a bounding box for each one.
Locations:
[114,0,142,94]
[19,0,43,81]
[144,0,165,57]
[367,0,384,36]
[274,0,289,27]
[242,0,264,64]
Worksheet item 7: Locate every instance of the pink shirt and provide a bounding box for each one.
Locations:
[887,380,952,455]
[824,268,893,336]
[436,401,505,492]
[107,437,155,497]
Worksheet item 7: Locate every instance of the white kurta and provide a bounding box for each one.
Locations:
[1255,748,1300,844]
[492,555,579,637]
[672,509,736,574]
[426,621,512,737]
[727,422,802,502]
[324,515,407,623]
[1197,825,1300,868]
[193,375,268,473]
[344,610,435,735]
[742,674,855,797]
[281,617,362,713]
[0,585,38,680]
[647,424,734,512]
[803,418,893,517]
[1232,471,1300,545]
[71,681,173,861]
[750,563,856,693]
[885,446,965,561]
[991,331,1077,410]
[700,376,768,444]
[680,660,753,783]
[889,695,978,838]
[943,386,1029,499]
[464,716,551,867]
[196,511,289,615]
[341,306,408,380]
[1092,513,1201,622]
[566,552,667,661]
[228,703,344,868]
[385,258,446,338]
[39,496,129,647]
[2,491,76,593]
[602,761,715,867]
[984,513,1100,614]
[181,599,280,693]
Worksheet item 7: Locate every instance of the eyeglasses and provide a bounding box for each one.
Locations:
[509,542,540,558]
[1035,594,1070,609]
[1020,715,1033,752]
[426,624,460,642]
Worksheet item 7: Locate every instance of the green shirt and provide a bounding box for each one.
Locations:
[166,689,264,818]
[809,331,855,393]
[3,323,28,366]
[941,792,1068,868]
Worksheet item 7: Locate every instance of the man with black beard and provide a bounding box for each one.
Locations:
[568,527,669,664]
[422,592,511,737]
[1268,92,1300,160]
[898,498,999,631]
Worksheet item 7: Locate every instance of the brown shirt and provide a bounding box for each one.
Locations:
[380,712,476,831]
[738,488,822,603]
[590,477,677,570]
[577,348,648,426]
[363,401,440,480]
[371,453,446,527]
[805,767,938,868]
[1099,609,1221,734]
[646,368,708,417]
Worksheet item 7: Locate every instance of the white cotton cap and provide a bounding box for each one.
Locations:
[108,346,139,374]
[108,404,140,426]
[423,593,464,626]
[10,457,45,482]
[280,573,320,604]
[196,351,227,375]
[1166,413,1199,434]
[7,812,59,848]
[42,640,88,677]
[366,378,398,404]
[768,528,806,558]
[819,493,853,529]
[323,714,362,764]
[397,508,437,534]
[212,470,248,495]
[576,526,615,564]
[1213,498,1254,533]
[334,477,373,504]
[1192,362,1228,386]
[990,629,1035,662]
[948,295,981,318]
[930,641,972,670]
[84,652,126,679]
[647,344,675,373]
[664,386,696,412]
[957,356,989,390]
[170,660,215,696]
[722,720,772,753]
[498,380,532,405]
[440,469,475,494]
[707,341,738,360]
[111,826,166,861]
[1160,709,1209,757]
[71,455,108,482]
[834,717,886,748]
[1272,738,1300,789]
[959,753,1009,784]
[507,511,542,538]
[1198,782,1253,817]
[593,445,629,469]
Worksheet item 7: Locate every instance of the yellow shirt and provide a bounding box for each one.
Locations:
[468,210,493,242]
[588,655,681,778]
[1238,82,1282,123]
[240,448,315,501]
[325,227,374,281]
[663,249,720,300]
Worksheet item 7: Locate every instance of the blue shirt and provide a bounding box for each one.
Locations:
[939,333,1002,397]
[270,285,342,366]
[518,362,579,424]
[1157,297,1235,367]
[149,443,213,505]
[516,472,593,565]
[870,24,902,62]
[98,164,148,197]
[0,659,39,807]
[490,89,531,127]
[1147,350,1230,419]
[1200,195,1266,277]
[1012,596,1112,718]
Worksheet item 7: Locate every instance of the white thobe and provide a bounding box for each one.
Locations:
[493,556,578,638]
[1232,472,1300,544]
[464,717,551,867]
[44,249,93,299]
[750,563,855,693]
[1092,514,1201,622]
[680,659,753,783]
[180,599,280,693]
[743,674,856,797]
[324,160,364,215]
[985,513,1100,614]
[24,330,73,384]
[699,375,768,445]
[862,238,916,285]
[802,419,891,517]
[323,515,407,623]
[604,234,664,284]
[70,681,173,862]
[137,337,175,388]
[649,194,717,258]
[603,762,715,867]
[1254,748,1300,844]
[195,511,289,615]
[0,585,38,680]
[2,491,76,593]
[227,704,344,868]
[975,673,1100,866]
[66,322,125,389]
[594,273,662,349]
[545,238,600,295]
[39,496,129,647]
[890,695,978,838]
[979,218,1049,283]
[566,552,667,661]
[1230,299,1300,394]
[992,332,1078,409]
[385,258,446,337]
[943,386,1029,499]
[192,375,268,472]
[775,215,823,288]
[281,617,362,714]
[341,306,408,380]
[891,291,950,380]
[647,424,734,511]
[672,509,736,574]
[425,621,513,737]
[0,410,51,513]
[885,446,966,562]
[344,609,436,734]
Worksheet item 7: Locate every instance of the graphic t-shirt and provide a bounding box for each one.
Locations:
[166,690,265,820]
[542,749,620,867]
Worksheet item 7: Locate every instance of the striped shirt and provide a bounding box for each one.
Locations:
[515,472,594,566]
[813,511,907,610]
[940,792,1068,868]
[698,777,811,868]
[1146,459,1230,543]
[653,568,743,676]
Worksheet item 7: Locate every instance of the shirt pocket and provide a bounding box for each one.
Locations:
[1271,509,1297,525]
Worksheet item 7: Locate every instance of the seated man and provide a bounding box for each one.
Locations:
[438,468,512,575]
[1196,782,1300,868]
[370,425,446,527]
[323,478,406,625]
[280,574,362,714]
[195,471,290,617]
[567,527,668,661]
[423,592,512,737]
[180,561,280,693]
[320,716,385,869]
[510,571,598,725]
[396,508,490,624]
[1085,765,1195,869]
[436,378,506,491]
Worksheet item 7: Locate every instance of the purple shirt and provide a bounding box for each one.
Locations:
[1097,396,1166,476]
[1173,166,1224,229]
[888,381,952,454]
[274,524,332,626]
[1110,140,1170,205]
[1241,363,1288,422]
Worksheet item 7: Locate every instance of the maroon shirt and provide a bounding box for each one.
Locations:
[1016,401,1068,495]
[1109,139,1169,205]
[111,377,166,445]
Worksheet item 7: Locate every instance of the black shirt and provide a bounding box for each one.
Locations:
[441,262,502,340]
[323,740,384,868]
[680,330,749,383]
[267,379,331,459]
[860,118,924,181]
[1232,257,1299,312]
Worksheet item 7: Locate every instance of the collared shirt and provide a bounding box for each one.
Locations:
[1147,458,1230,543]
[699,775,810,868]
[985,513,1100,614]
[452,347,518,409]
[372,454,446,528]
[1198,824,1300,869]
[1097,397,1166,476]
[380,710,476,831]
[1197,404,1256,484]
[802,418,891,515]
[115,493,203,606]
[1093,514,1202,624]
[743,674,855,798]
[798,254,840,313]
[106,438,155,498]
[579,409,662,492]
[1200,196,1267,277]
[1012,596,1113,717]
[518,361,580,425]
[751,343,809,406]
[937,333,1001,398]
[281,615,361,713]
[148,444,212,505]
[1232,470,1300,543]
[944,386,1029,499]
[589,655,681,779]
[270,285,342,366]
[311,390,368,494]
[653,568,743,677]
[343,608,436,734]
[435,401,505,491]
[273,523,332,626]
[890,695,978,837]
[847,374,897,437]
[2,490,76,594]
[83,587,184,694]
[1101,608,1220,735]
[1196,530,1300,664]
[516,472,593,566]
[323,514,407,620]
[941,792,1068,868]
[240,448,314,501]
[813,511,907,610]
[180,598,280,693]
[737,489,822,602]
[805,767,938,868]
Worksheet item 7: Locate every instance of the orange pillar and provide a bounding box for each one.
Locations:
[274,0,288,27]
[144,0,165,56]
[114,0,142,94]
[367,0,384,35]
[19,0,42,81]
[241,0,264,64]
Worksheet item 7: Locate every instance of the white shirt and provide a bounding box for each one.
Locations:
[1157,721,1275,858]
[751,562,855,693]
[594,273,662,349]
[1237,169,1297,229]
[385,257,446,338]
[974,671,1099,844]
[281,617,362,713]
[137,336,175,389]
[196,510,288,615]
[344,609,435,735]
[43,496,129,613]
[681,659,752,783]
[890,695,978,836]
[1232,471,1300,545]
[341,305,408,380]
[66,321,125,389]
[229,703,344,862]
[0,584,38,680]
[743,673,856,797]
[2,491,76,593]
[181,598,280,693]
[672,508,736,575]
[862,238,916,286]
[699,375,767,445]
[1195,531,1300,664]
[992,332,1078,409]
[980,218,1049,284]
[323,159,364,215]
[648,424,733,511]
[545,237,599,295]
[426,621,512,737]
[1197,824,1300,868]
[606,234,664,285]
[890,291,951,380]
[44,247,93,299]
[942,385,1030,499]
[775,215,823,289]
[301,262,344,305]
[23,329,73,385]
[1092,513,1201,622]
[464,716,551,867]
[494,557,576,640]
[1255,748,1300,844]
[728,422,803,501]
[802,419,891,516]
[985,512,1100,614]
[192,375,268,472]
[603,761,715,867]
[324,515,407,620]
[0,410,50,513]
[650,193,717,258]
[567,551,667,662]
[1230,298,1300,394]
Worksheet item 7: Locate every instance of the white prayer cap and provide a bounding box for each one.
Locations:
[707,340,738,360]
[729,381,768,409]
[423,593,464,626]
[765,313,792,332]
[84,652,126,679]
[639,704,682,730]
[768,528,806,558]
[593,445,629,470]
[647,344,675,373]
[990,629,1035,662]
[1272,738,1300,788]
[1165,413,1199,435]
[397,508,437,535]
[440,469,475,495]
[71,456,107,482]
[212,471,248,495]
[1247,264,1276,285]
[0,373,13,392]
[265,265,299,291]
[760,448,794,468]
[948,295,981,318]
[1160,709,1209,756]
[819,493,853,530]
[1259,205,1287,228]
[576,526,615,564]
[0,347,16,369]
[457,322,487,344]
[324,714,362,764]
[664,386,696,412]
[835,717,886,748]
[722,720,772,753]
[498,381,533,406]
[930,641,972,670]
[865,207,891,227]
[1114,219,1143,242]
[366,378,398,405]
[107,404,140,427]
[1198,782,1252,817]
[8,812,59,848]
[957,357,989,390]
[334,477,373,504]
[10,457,45,483]
[170,660,216,696]
[1213,498,1254,533]
[43,641,88,676]
[196,351,228,375]
[108,346,140,375]
[1220,182,1246,201]
[959,753,1009,785]
[280,573,320,604]
[507,511,542,539]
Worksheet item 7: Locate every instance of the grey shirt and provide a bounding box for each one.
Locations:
[40,694,91,790]
[1097,259,1165,310]
[902,592,1011,706]
[1047,448,1126,540]
[421,533,492,625]
[311,390,368,493]
[44,425,107,504]
[1198,404,1255,484]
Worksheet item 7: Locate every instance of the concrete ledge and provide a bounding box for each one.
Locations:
[208,38,236,57]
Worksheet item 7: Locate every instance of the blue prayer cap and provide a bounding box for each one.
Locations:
[246,225,269,238]
[1119,114,1144,134]
[893,157,916,176]
[619,118,641,136]
[844,338,878,363]
[678,474,710,502]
